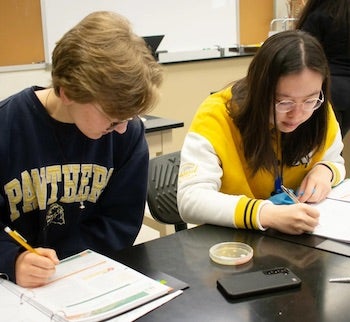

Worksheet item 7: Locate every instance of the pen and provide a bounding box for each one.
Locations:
[4,226,38,254]
[329,277,350,283]
[281,185,300,204]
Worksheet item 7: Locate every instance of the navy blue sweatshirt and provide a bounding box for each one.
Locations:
[0,87,149,282]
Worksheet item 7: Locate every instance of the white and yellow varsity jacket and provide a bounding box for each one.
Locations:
[178,87,345,230]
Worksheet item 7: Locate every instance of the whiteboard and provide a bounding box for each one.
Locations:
[40,0,239,63]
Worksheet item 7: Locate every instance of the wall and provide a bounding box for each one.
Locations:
[240,0,274,45]
[0,0,44,66]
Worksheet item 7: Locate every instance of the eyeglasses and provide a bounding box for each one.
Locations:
[92,104,133,131]
[275,90,324,113]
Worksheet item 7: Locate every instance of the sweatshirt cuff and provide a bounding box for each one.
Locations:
[235,197,272,230]
[314,161,340,185]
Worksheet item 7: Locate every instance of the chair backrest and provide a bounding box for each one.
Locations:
[147,151,188,231]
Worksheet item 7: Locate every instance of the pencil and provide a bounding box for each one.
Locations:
[4,226,39,254]
[329,277,350,283]
[281,185,300,204]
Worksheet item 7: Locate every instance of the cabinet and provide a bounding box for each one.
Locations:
[144,115,184,158]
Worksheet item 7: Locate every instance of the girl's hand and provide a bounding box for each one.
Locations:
[260,203,319,234]
[298,164,333,203]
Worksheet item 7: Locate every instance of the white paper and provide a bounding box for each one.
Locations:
[326,178,350,202]
[311,180,350,243]
[109,290,183,322]
[0,284,50,322]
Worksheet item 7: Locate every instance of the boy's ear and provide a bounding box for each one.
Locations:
[59,87,73,105]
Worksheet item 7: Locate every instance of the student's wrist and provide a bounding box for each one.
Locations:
[313,162,334,183]
[258,201,274,230]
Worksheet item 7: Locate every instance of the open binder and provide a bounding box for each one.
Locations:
[0,249,171,321]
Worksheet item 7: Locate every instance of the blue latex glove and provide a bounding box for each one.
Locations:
[268,191,295,205]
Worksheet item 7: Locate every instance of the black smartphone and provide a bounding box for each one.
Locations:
[217,267,301,299]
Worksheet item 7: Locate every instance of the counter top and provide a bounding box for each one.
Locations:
[158,51,254,65]
[143,115,184,133]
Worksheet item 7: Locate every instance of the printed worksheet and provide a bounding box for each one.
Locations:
[1,250,171,322]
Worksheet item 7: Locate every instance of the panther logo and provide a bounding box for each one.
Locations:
[46,203,65,227]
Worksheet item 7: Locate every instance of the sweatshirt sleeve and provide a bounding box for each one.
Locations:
[0,227,22,282]
[314,105,346,186]
[177,133,270,230]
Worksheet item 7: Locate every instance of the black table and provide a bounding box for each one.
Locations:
[115,225,350,322]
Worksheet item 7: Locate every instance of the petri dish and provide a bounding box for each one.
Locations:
[209,242,253,266]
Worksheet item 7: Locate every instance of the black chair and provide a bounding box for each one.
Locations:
[147,151,188,232]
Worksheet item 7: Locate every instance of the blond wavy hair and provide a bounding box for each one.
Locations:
[51,11,163,119]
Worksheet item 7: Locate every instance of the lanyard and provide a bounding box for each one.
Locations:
[273,130,283,195]
[274,175,283,194]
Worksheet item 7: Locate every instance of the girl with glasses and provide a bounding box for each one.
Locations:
[178,30,345,236]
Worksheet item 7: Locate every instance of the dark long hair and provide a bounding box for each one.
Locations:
[229,30,330,175]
